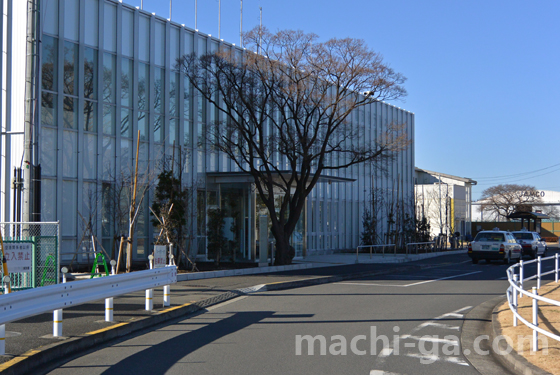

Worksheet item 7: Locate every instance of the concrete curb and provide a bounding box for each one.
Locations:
[0,264,423,375]
[177,263,313,281]
[491,301,552,375]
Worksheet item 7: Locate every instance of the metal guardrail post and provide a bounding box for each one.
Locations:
[53,269,67,337]
[105,260,117,322]
[532,287,538,352]
[513,274,518,327]
[537,256,542,290]
[519,260,524,298]
[146,255,154,311]
[0,276,10,355]
[554,253,558,282]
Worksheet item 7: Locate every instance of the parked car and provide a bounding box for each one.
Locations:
[468,230,522,264]
[511,230,547,259]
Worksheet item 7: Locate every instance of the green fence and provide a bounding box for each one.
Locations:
[1,222,60,292]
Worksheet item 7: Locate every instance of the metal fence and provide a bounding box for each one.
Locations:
[0,222,60,292]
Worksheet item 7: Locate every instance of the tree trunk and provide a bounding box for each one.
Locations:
[274,234,294,265]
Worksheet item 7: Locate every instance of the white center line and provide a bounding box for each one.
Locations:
[340,271,482,287]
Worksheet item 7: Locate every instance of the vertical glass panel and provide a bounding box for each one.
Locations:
[184,31,194,54]
[84,47,98,99]
[138,112,148,141]
[138,16,150,62]
[41,92,57,126]
[169,73,178,116]
[83,134,97,179]
[154,67,164,114]
[169,118,177,146]
[120,108,132,138]
[121,58,133,107]
[103,3,117,52]
[103,53,116,103]
[121,9,134,57]
[83,100,97,131]
[103,104,115,135]
[42,35,58,91]
[63,96,78,129]
[63,42,78,95]
[63,130,78,178]
[102,136,115,180]
[63,0,79,41]
[183,120,191,148]
[62,181,77,235]
[41,127,57,176]
[197,36,207,54]
[183,76,191,120]
[120,138,133,173]
[154,114,163,143]
[170,27,180,68]
[154,22,165,66]
[138,63,149,110]
[197,94,205,123]
[41,179,57,221]
[138,142,149,175]
[101,182,114,237]
[84,0,99,47]
[43,0,59,36]
[82,182,97,221]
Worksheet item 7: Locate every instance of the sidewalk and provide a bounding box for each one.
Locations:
[0,250,464,375]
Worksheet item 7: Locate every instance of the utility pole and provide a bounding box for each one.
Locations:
[195,0,198,30]
[218,0,221,39]
[240,0,243,46]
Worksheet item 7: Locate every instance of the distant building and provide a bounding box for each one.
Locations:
[415,168,477,239]
[473,190,560,222]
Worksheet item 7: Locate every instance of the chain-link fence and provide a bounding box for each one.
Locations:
[0,222,60,292]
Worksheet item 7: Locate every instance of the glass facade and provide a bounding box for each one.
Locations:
[33,0,415,264]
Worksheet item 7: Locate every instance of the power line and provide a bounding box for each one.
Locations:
[472,162,560,181]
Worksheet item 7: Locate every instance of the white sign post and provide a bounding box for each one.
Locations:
[3,243,32,273]
[153,245,167,269]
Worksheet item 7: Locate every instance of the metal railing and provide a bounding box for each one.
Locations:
[355,244,395,262]
[0,265,177,355]
[506,253,560,352]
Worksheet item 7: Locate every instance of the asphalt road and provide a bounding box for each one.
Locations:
[43,252,555,375]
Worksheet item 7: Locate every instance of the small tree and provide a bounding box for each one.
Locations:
[360,208,376,246]
[151,170,187,247]
[207,208,228,266]
[480,184,543,221]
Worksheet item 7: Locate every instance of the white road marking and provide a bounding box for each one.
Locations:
[370,371,404,375]
[405,353,469,366]
[339,271,482,287]
[406,335,459,346]
[417,322,460,330]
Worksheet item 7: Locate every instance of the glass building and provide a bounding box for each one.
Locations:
[0,0,415,265]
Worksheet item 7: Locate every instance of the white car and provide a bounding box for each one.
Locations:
[468,230,522,264]
[511,231,547,259]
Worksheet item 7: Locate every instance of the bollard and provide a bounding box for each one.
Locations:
[513,274,519,327]
[519,260,524,298]
[53,268,67,337]
[145,288,153,311]
[532,287,538,352]
[554,253,558,282]
[148,254,154,270]
[163,284,171,307]
[105,260,117,322]
[0,276,10,355]
[537,256,541,290]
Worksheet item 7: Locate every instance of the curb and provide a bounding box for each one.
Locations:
[491,301,552,375]
[176,263,313,281]
[0,264,424,375]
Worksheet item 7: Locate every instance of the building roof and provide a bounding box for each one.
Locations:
[415,167,477,185]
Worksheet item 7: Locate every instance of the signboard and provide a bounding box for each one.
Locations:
[2,242,33,273]
[153,245,167,268]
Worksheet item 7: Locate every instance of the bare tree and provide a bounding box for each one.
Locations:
[480,184,543,221]
[178,27,409,265]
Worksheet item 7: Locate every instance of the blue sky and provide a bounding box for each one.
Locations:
[125,0,560,200]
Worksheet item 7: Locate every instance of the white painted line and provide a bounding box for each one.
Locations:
[379,348,394,357]
[370,371,402,375]
[418,322,460,331]
[339,272,482,288]
[442,313,463,319]
[405,353,469,366]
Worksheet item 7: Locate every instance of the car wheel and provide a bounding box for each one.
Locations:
[544,246,548,257]
[485,258,491,263]
[531,249,536,259]
[472,258,478,264]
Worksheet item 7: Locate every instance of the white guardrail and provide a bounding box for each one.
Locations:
[0,265,177,355]
[355,244,396,261]
[355,242,439,262]
[506,253,560,352]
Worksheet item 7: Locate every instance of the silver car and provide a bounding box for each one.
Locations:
[511,231,547,259]
[468,230,522,264]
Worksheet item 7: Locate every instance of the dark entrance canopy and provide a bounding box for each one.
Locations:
[506,211,549,233]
